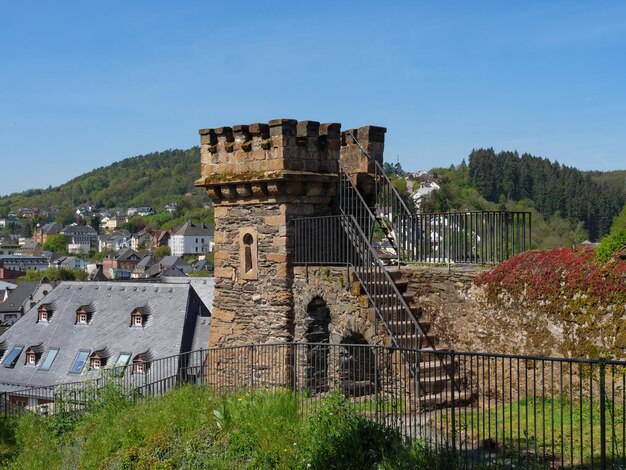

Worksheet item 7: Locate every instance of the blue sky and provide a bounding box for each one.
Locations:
[1,1,625,196]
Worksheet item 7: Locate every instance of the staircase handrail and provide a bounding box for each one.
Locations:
[294,214,434,352]
[337,160,380,243]
[345,130,413,218]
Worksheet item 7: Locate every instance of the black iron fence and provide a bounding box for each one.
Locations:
[4,343,626,469]
[392,210,532,264]
[0,348,209,416]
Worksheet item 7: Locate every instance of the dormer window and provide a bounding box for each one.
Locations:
[89,349,109,370]
[37,303,55,323]
[75,304,95,325]
[24,344,43,366]
[132,351,151,374]
[130,306,150,327]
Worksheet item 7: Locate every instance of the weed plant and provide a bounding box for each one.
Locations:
[0,385,459,469]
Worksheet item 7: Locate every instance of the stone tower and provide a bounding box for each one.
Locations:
[195,119,340,347]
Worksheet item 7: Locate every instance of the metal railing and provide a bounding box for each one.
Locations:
[294,215,433,352]
[344,130,532,264]
[3,343,626,468]
[397,210,531,264]
[1,348,209,416]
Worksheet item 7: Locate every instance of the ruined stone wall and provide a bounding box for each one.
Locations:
[291,266,387,345]
[403,265,623,359]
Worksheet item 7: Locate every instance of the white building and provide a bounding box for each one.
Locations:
[169,222,214,257]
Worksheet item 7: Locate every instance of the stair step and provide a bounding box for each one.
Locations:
[359,279,408,294]
[417,390,476,409]
[414,358,458,375]
[418,375,464,395]
[388,319,430,334]
[383,268,403,281]
[395,333,437,349]
[370,293,415,305]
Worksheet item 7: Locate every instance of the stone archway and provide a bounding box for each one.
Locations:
[339,332,378,397]
[305,296,331,393]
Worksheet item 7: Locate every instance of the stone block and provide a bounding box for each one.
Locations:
[215,266,235,279]
[266,252,288,263]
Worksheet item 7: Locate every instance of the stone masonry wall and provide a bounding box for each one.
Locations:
[292,266,387,346]
[403,265,621,358]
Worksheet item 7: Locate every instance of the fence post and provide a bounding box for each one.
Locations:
[250,345,255,392]
[450,350,456,452]
[600,360,606,470]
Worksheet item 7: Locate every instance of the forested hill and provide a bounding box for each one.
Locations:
[0,147,203,215]
[468,149,625,241]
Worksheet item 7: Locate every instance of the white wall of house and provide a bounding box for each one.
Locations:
[68,243,90,255]
[169,235,213,257]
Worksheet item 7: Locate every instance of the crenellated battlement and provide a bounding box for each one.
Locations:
[340,125,386,175]
[196,119,345,204]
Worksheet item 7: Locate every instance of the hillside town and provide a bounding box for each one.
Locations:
[0,203,214,285]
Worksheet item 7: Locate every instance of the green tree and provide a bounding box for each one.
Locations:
[153,245,171,259]
[56,207,77,227]
[611,204,626,234]
[20,267,87,281]
[42,234,68,254]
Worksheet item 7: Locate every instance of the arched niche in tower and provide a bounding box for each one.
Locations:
[239,228,258,280]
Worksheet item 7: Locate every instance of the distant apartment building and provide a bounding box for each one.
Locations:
[0,255,49,272]
[169,222,214,257]
[61,224,98,254]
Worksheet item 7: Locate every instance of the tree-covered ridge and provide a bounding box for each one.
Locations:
[468,149,625,241]
[0,147,203,215]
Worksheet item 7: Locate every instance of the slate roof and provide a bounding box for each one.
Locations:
[134,255,157,272]
[0,281,42,313]
[61,224,98,235]
[0,281,17,291]
[173,221,214,237]
[41,222,62,234]
[0,280,212,389]
[109,248,141,261]
[161,256,191,270]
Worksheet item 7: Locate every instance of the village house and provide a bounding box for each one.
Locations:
[0,218,19,231]
[103,248,142,279]
[50,256,88,270]
[61,224,98,254]
[136,207,156,217]
[16,240,41,256]
[0,279,213,408]
[0,281,17,303]
[101,216,127,231]
[0,255,49,273]
[0,237,20,256]
[0,279,53,328]
[131,255,158,279]
[151,229,171,251]
[169,221,214,257]
[131,230,153,251]
[33,222,63,245]
[98,232,131,252]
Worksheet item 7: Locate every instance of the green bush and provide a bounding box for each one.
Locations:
[596,229,626,263]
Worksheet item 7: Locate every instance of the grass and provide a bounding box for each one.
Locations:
[453,396,626,467]
[0,385,459,469]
